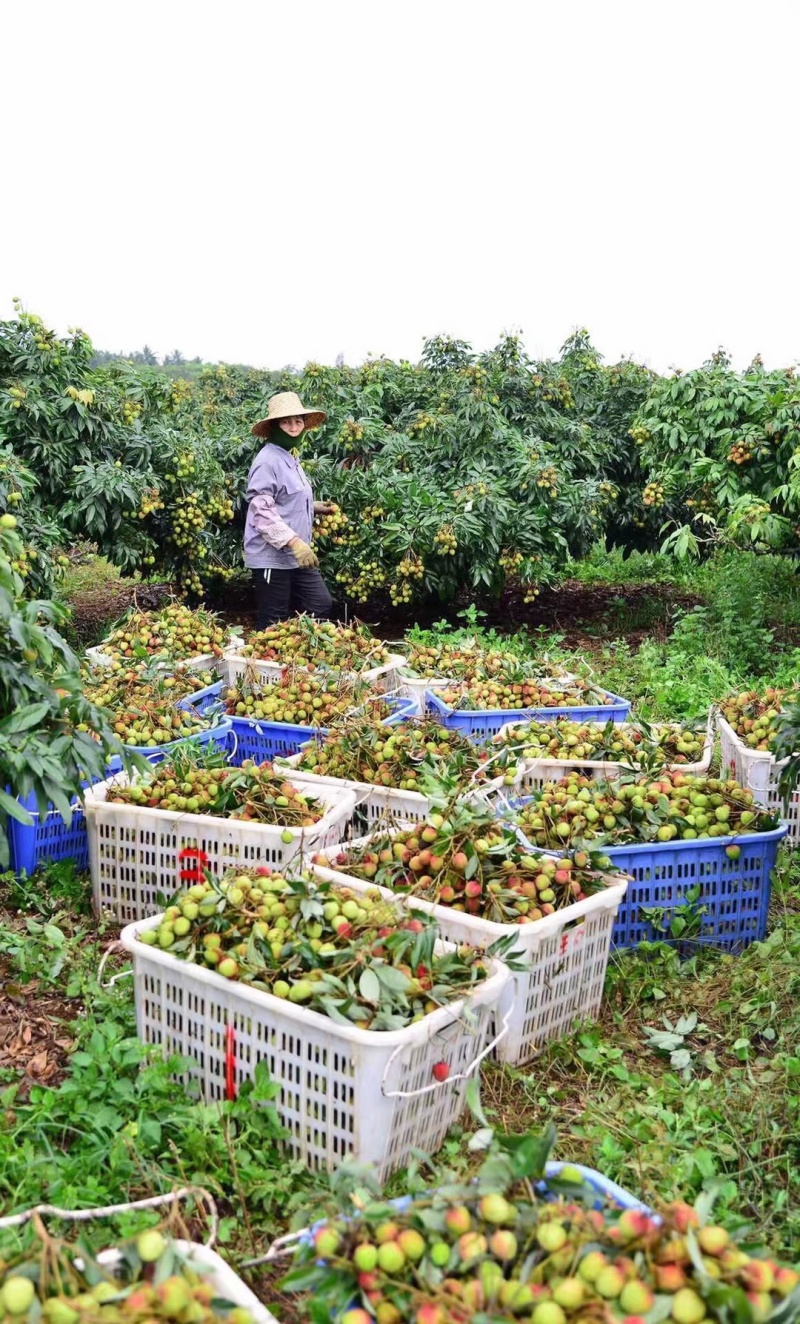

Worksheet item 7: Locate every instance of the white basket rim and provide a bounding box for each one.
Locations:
[97,1243,278,1324]
[223,650,405,677]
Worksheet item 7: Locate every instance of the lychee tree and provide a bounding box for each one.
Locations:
[632,350,800,558]
[0,306,238,595]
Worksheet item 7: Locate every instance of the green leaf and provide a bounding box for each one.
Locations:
[465,1075,489,1128]
[0,788,34,826]
[0,702,50,735]
[358,967,381,1004]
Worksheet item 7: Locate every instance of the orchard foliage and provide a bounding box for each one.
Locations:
[0,516,125,866]
[0,304,235,597]
[631,350,800,558]
[3,303,800,612]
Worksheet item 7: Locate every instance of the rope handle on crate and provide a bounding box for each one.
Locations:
[97,940,132,988]
[242,1227,305,1267]
[0,1186,219,1246]
[380,992,516,1100]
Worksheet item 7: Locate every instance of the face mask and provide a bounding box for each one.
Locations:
[271,422,304,450]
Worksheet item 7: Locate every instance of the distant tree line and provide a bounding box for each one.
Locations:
[89,346,202,368]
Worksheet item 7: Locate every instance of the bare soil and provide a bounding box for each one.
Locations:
[0,977,79,1096]
[204,576,701,651]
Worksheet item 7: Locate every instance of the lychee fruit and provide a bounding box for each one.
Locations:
[532,1305,567,1324]
[489,1230,518,1261]
[697,1225,729,1256]
[578,1251,608,1283]
[377,1241,406,1274]
[457,1232,488,1263]
[537,1220,568,1252]
[656,1263,688,1293]
[671,1288,707,1323]
[398,1228,426,1262]
[444,1206,471,1235]
[595,1265,626,1299]
[353,1243,378,1272]
[313,1226,341,1258]
[619,1280,655,1314]
[478,1193,513,1225]
[135,1230,166,1263]
[552,1278,586,1309]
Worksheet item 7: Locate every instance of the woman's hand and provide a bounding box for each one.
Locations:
[314,501,336,515]
[288,537,319,568]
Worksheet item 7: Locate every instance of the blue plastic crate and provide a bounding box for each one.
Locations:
[9,792,92,875]
[601,828,787,951]
[541,1161,651,1212]
[124,683,231,763]
[426,688,631,744]
[504,792,788,952]
[177,680,227,715]
[201,685,416,767]
[7,758,123,876]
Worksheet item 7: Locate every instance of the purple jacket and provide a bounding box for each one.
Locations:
[244,443,314,570]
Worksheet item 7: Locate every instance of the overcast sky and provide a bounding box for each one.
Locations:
[3,0,798,374]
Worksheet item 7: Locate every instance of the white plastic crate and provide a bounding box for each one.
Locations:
[85,772,357,924]
[97,1243,278,1324]
[503,717,714,795]
[85,645,229,678]
[716,713,800,844]
[278,757,510,835]
[311,834,628,1067]
[224,651,406,693]
[120,912,511,1181]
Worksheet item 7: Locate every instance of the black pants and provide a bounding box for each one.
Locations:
[251,568,334,630]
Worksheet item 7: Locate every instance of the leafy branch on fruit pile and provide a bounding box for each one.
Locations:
[82,667,221,748]
[238,617,390,671]
[402,639,570,683]
[718,688,791,752]
[291,717,497,792]
[138,869,504,1030]
[514,771,780,853]
[313,799,618,926]
[437,671,611,713]
[107,750,324,828]
[95,604,228,668]
[223,665,394,728]
[278,1123,800,1324]
[0,1208,261,1324]
[490,716,708,770]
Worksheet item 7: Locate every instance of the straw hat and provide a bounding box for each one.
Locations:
[251,391,327,439]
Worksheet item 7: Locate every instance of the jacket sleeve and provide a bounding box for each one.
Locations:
[249,493,297,549]
[246,449,297,549]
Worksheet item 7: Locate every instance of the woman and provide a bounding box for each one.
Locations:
[244,391,336,629]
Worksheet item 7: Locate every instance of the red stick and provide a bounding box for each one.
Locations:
[225,1026,236,1100]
